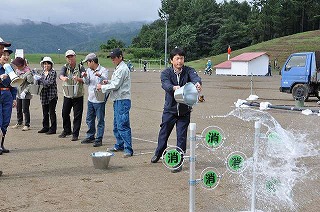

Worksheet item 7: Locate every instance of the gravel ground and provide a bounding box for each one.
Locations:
[0,68,319,212]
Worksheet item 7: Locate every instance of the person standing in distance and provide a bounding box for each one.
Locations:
[96,48,133,158]
[58,50,85,141]
[150,47,202,173]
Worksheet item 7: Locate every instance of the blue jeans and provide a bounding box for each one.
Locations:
[85,101,106,141]
[113,99,133,155]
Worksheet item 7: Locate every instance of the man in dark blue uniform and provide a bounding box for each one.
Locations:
[0,37,17,158]
[151,47,202,173]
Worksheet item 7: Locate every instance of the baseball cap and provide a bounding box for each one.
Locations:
[82,53,97,63]
[107,48,123,58]
[0,37,11,47]
[3,48,13,55]
[65,50,76,57]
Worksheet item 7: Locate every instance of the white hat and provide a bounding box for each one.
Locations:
[65,50,76,57]
[40,56,54,66]
[0,37,11,47]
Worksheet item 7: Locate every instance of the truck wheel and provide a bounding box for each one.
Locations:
[292,84,309,101]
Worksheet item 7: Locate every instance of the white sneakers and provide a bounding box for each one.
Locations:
[12,124,30,131]
[12,123,23,129]
[22,126,30,131]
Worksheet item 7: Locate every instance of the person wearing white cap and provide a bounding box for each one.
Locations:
[0,38,17,159]
[58,50,86,141]
[36,56,58,135]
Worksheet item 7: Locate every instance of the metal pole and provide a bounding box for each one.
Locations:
[251,120,261,211]
[250,73,253,96]
[189,123,196,212]
[242,101,319,113]
[164,15,168,68]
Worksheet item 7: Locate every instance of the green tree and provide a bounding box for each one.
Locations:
[168,25,196,58]
[131,20,164,52]
[131,0,320,61]
[100,38,125,51]
[211,17,251,55]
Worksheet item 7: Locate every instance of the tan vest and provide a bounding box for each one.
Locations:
[62,64,84,98]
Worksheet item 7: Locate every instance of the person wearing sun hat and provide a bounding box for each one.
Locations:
[36,56,58,135]
[0,38,17,158]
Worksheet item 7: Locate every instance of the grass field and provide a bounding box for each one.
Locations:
[188,30,320,72]
[25,53,114,68]
[24,30,320,73]
[24,53,162,71]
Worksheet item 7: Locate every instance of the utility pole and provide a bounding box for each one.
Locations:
[159,9,169,68]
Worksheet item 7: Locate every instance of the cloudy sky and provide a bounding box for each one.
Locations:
[1,0,243,25]
[1,0,162,25]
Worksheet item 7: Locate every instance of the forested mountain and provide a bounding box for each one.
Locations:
[0,19,146,53]
[3,0,319,60]
[132,0,320,61]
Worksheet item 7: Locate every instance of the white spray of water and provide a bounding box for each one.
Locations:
[196,107,319,211]
[224,108,319,210]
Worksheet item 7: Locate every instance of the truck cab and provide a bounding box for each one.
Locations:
[280,52,320,100]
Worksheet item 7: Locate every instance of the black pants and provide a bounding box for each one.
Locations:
[155,111,190,157]
[62,96,83,137]
[16,98,31,127]
[42,98,57,132]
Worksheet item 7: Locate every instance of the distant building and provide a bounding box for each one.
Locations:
[15,49,24,59]
[214,52,269,76]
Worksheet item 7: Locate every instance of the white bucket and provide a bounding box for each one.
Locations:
[62,85,78,97]
[29,84,43,95]
[95,89,105,102]
[91,152,114,169]
[174,82,199,106]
